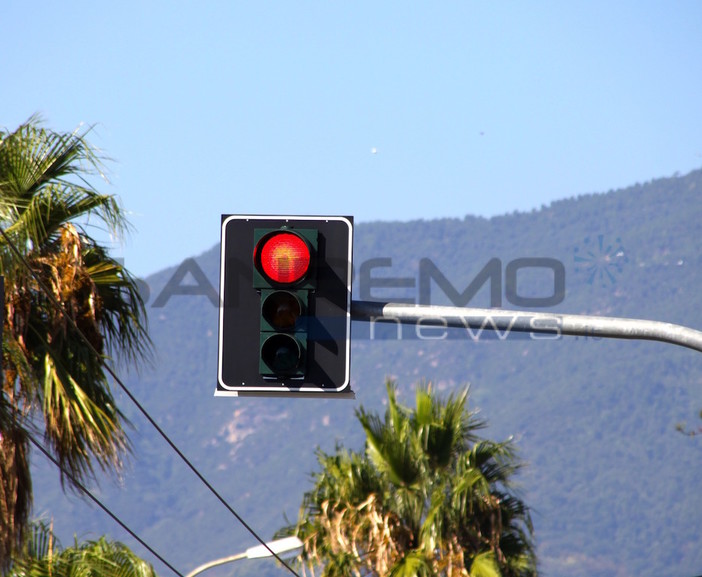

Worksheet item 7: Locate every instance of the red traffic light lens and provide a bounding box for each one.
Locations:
[256,232,311,284]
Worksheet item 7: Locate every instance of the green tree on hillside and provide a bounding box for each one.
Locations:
[284,382,537,577]
[8,521,157,577]
[0,117,151,565]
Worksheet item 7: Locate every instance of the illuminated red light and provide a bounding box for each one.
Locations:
[256,232,311,284]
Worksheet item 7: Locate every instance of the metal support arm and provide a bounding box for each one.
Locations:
[351,300,702,354]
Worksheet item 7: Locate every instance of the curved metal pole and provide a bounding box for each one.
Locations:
[185,537,303,577]
[185,552,247,577]
[351,300,702,354]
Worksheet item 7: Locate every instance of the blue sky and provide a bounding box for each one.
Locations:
[3,2,701,277]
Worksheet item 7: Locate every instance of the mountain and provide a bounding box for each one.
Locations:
[31,169,702,577]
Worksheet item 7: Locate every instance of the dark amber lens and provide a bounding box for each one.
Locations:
[262,291,302,330]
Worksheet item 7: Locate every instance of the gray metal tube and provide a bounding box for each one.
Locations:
[351,300,702,354]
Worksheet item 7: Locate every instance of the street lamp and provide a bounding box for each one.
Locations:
[185,536,303,577]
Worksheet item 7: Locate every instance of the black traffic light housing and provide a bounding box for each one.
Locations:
[216,215,353,398]
[254,227,316,378]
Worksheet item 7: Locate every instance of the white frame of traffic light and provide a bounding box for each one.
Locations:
[216,215,354,398]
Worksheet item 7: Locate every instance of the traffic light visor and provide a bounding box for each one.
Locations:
[255,231,311,284]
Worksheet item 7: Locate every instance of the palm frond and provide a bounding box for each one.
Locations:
[388,550,431,577]
[358,409,421,488]
[469,551,501,577]
[1,116,150,559]
[40,348,128,486]
[8,533,157,577]
[290,381,537,577]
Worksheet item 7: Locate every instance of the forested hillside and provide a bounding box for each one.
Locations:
[31,169,702,577]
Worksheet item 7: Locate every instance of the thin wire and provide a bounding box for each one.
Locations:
[0,225,302,577]
[27,433,184,577]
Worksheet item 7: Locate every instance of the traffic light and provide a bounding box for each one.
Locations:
[216,215,353,397]
[254,227,316,378]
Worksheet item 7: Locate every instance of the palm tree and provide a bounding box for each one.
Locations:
[8,521,157,577]
[0,117,151,565]
[286,381,537,577]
